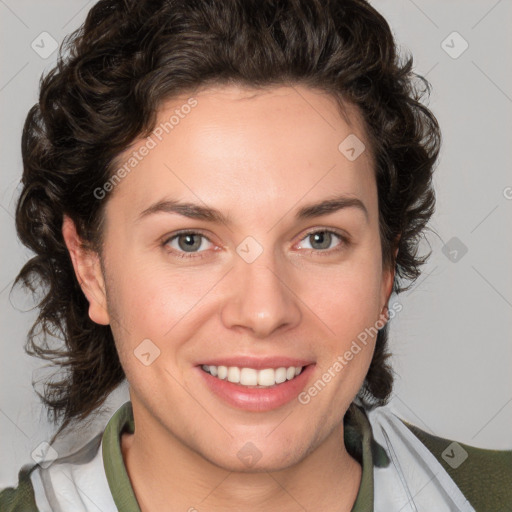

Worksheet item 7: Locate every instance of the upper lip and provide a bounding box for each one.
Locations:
[197,356,314,369]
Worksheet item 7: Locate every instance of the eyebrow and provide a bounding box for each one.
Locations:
[137,194,369,225]
[296,195,368,222]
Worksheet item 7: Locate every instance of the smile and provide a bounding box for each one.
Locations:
[201,365,304,387]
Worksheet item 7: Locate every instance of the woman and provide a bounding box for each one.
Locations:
[1,0,510,510]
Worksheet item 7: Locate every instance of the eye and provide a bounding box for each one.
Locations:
[296,229,348,254]
[163,231,214,259]
[162,228,349,260]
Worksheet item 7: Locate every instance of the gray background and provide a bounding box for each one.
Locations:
[1,0,511,488]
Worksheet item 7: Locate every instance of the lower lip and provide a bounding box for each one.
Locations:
[197,365,315,412]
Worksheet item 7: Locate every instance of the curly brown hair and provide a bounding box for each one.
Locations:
[15,0,440,440]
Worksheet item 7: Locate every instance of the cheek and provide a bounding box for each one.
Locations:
[299,262,383,408]
[105,254,226,346]
[298,255,383,339]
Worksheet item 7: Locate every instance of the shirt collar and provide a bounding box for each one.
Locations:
[102,400,388,511]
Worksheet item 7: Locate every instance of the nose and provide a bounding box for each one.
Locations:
[220,251,302,338]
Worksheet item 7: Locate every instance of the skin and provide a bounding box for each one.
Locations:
[63,84,396,512]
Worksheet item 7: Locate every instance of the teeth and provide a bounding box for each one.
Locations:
[217,365,228,379]
[240,368,258,386]
[202,365,304,387]
[275,367,287,384]
[258,368,275,386]
[227,366,241,383]
[286,367,296,380]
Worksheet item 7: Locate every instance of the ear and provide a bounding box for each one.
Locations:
[379,236,400,323]
[62,215,110,325]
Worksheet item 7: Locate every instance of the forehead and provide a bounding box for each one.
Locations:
[107,84,377,225]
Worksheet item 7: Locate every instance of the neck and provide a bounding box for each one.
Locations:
[121,404,362,512]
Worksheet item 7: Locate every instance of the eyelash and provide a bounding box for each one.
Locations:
[162,228,350,260]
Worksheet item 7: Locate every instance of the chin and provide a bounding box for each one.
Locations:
[196,435,312,474]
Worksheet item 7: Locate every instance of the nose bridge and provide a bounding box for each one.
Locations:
[220,241,301,337]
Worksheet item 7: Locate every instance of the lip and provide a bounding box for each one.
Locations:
[196,363,316,412]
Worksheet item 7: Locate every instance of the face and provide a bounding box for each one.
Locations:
[69,84,394,472]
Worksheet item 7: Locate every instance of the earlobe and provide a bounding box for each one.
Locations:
[62,215,110,326]
[378,268,394,327]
